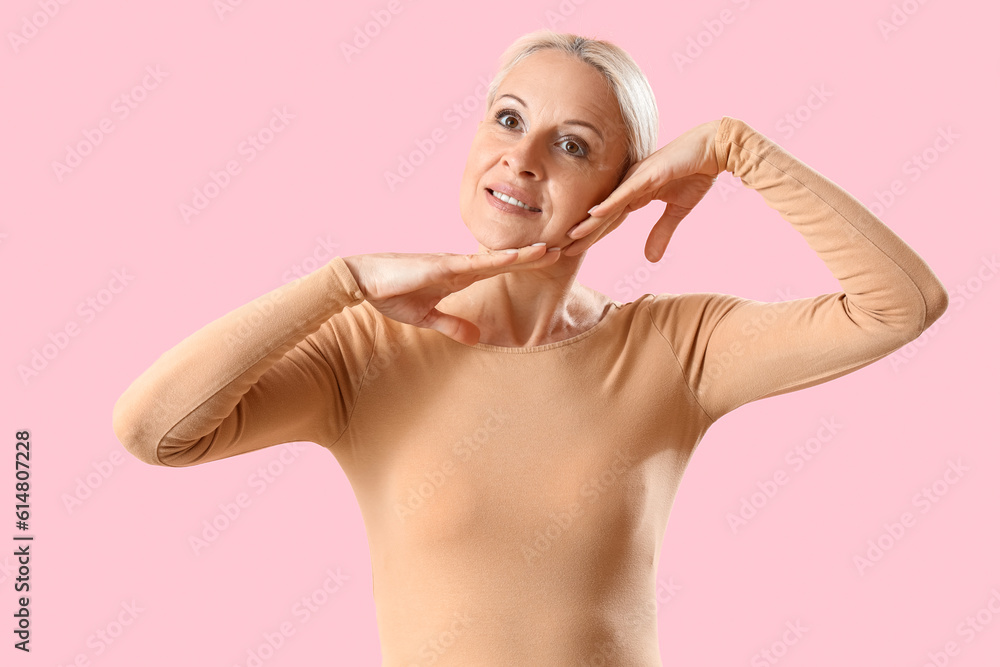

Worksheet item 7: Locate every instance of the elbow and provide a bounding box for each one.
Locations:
[891,283,950,344]
[111,395,168,467]
[922,282,950,330]
[112,391,217,468]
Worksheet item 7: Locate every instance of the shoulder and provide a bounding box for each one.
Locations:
[643,291,753,337]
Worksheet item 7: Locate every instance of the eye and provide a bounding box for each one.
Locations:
[560,139,586,157]
[494,109,521,130]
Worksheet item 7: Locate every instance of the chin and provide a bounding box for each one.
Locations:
[468,228,522,252]
[462,212,524,251]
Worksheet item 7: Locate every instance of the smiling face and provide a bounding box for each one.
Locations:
[459,49,630,251]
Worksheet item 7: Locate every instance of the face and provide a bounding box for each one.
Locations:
[459,49,630,251]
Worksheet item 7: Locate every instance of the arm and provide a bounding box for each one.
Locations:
[648,116,949,423]
[111,256,376,466]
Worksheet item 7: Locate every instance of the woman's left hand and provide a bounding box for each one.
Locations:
[560,119,723,262]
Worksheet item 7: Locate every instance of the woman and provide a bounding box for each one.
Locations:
[113,30,949,666]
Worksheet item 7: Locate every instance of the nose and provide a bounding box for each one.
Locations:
[501,134,544,179]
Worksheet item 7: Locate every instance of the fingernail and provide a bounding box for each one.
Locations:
[588,204,600,215]
[547,246,561,252]
[530,242,546,246]
[502,248,519,254]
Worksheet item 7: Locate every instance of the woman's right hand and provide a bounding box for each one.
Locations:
[341,244,560,346]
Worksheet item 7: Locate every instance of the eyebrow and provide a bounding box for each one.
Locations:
[495,93,605,144]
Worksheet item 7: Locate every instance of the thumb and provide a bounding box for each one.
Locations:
[645,204,683,262]
[421,308,482,346]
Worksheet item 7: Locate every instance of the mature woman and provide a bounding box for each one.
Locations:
[113,30,948,666]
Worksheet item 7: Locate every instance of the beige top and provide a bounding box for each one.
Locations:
[112,116,949,665]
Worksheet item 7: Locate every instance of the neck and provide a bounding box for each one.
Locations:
[438,242,608,347]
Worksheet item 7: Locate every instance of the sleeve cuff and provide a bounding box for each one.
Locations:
[325,256,366,306]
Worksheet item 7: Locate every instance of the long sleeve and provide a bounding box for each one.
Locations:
[648,116,949,423]
[112,256,377,467]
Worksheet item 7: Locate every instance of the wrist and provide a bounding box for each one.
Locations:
[706,119,724,176]
[341,255,368,299]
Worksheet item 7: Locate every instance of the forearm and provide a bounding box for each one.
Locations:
[649,118,950,421]
[112,256,366,466]
[715,116,949,335]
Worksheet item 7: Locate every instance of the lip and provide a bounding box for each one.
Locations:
[485,183,542,213]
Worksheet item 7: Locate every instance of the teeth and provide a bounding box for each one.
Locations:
[490,189,538,211]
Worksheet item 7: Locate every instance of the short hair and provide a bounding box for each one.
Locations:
[486,30,659,179]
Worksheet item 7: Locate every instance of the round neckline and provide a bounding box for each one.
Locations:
[467,300,623,354]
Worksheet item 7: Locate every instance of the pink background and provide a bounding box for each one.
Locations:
[3,0,998,665]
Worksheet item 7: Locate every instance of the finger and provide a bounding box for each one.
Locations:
[479,243,562,273]
[566,172,651,241]
[561,209,628,257]
[445,244,547,275]
[480,243,551,263]
[561,223,607,257]
[444,244,562,287]
[420,307,482,346]
[497,246,563,272]
[564,213,600,242]
[566,202,636,242]
[594,209,630,244]
[587,164,661,219]
[619,159,643,184]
